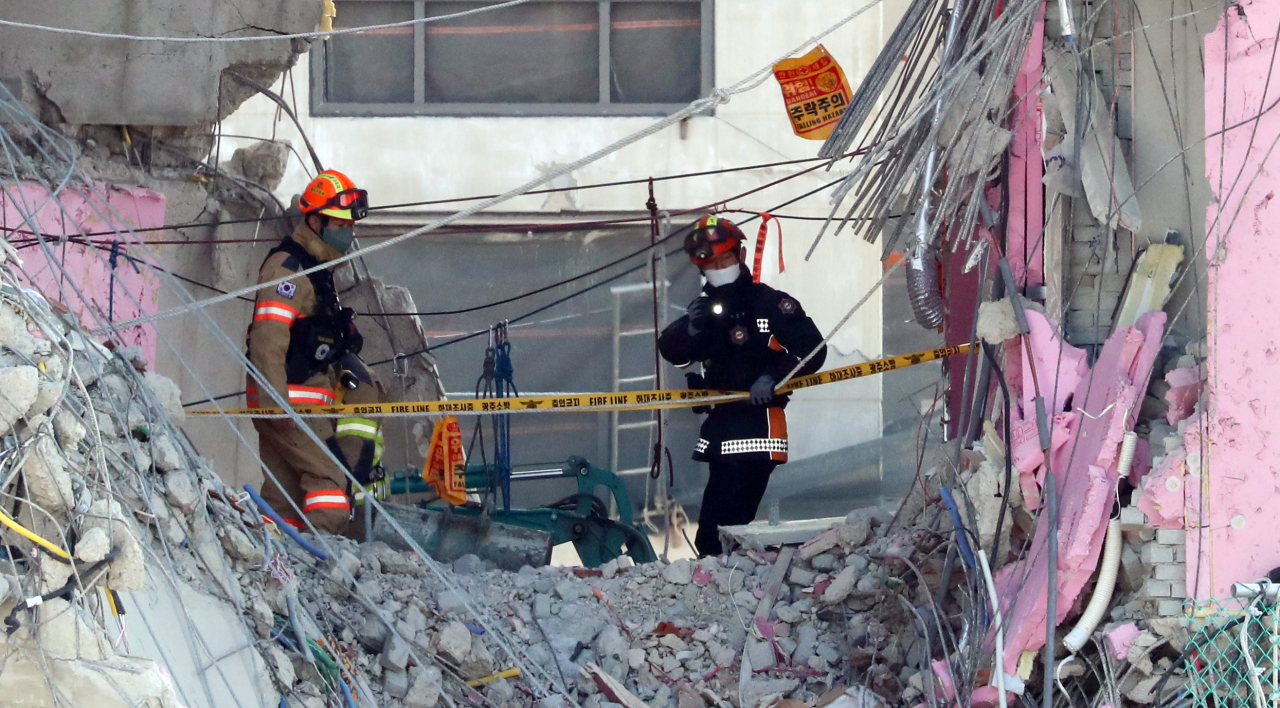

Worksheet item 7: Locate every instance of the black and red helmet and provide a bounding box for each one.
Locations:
[684,215,745,266]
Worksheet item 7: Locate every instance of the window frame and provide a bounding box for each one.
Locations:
[311,0,714,117]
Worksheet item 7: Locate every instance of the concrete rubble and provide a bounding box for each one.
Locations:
[0,245,1208,708]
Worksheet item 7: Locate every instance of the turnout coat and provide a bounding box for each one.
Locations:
[658,267,826,465]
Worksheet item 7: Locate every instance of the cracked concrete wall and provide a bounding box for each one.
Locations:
[0,0,315,126]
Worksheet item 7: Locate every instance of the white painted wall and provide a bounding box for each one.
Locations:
[221,0,911,462]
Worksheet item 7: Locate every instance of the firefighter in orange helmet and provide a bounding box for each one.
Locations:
[247,170,386,535]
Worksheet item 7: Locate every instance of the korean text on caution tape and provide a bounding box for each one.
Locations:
[189,344,971,418]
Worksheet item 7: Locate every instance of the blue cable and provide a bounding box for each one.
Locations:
[940,486,987,628]
[244,484,329,560]
[337,675,358,708]
[939,487,977,572]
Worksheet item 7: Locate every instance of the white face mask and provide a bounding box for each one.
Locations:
[702,264,740,288]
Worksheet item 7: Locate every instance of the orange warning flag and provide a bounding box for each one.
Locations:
[423,416,467,505]
[772,45,852,141]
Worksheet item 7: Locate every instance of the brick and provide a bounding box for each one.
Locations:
[1143,579,1173,598]
[1175,546,1186,562]
[1156,529,1185,545]
[1157,600,1185,617]
[1169,580,1188,598]
[1141,544,1174,565]
[1120,506,1148,530]
[1154,563,1184,581]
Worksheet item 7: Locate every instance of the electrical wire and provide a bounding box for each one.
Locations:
[0,151,862,242]
[0,508,71,560]
[100,0,894,334]
[0,0,539,43]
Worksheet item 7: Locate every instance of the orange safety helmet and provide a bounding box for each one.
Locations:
[299,169,369,221]
[684,215,745,266]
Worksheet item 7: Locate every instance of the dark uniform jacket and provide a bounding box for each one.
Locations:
[658,266,827,464]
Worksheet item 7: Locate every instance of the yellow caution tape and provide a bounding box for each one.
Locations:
[190,344,970,418]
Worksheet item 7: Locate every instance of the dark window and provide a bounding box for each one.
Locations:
[328,2,417,103]
[314,0,713,116]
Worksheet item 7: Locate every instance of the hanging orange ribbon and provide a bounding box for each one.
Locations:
[752,213,784,283]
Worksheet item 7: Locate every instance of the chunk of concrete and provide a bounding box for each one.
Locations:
[165,469,200,513]
[406,665,443,708]
[432,621,473,665]
[151,433,183,472]
[0,305,38,358]
[268,645,296,688]
[382,631,411,671]
[142,371,185,423]
[555,578,590,601]
[460,636,496,679]
[24,436,72,514]
[75,526,111,563]
[53,408,86,448]
[662,559,693,585]
[385,668,410,699]
[219,525,264,565]
[809,554,839,572]
[453,553,485,575]
[371,542,423,576]
[358,615,390,652]
[822,566,859,604]
[437,589,468,616]
[25,379,63,420]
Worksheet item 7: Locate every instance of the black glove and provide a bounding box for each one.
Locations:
[686,297,711,336]
[749,374,776,406]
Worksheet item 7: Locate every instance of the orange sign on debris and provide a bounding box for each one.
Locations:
[772,45,852,141]
[423,415,467,505]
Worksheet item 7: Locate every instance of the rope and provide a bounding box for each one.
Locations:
[98,0,891,334]
[0,0,537,43]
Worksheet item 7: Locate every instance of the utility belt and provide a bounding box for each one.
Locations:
[247,385,336,408]
[284,309,363,385]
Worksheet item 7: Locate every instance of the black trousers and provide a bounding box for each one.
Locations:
[694,459,778,556]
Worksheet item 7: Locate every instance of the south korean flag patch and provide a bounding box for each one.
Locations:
[276,281,297,299]
[778,298,797,315]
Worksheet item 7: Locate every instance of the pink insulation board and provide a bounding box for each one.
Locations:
[995,312,1164,674]
[1200,0,1280,600]
[1,182,165,366]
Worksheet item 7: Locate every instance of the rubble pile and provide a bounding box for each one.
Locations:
[0,274,951,708]
[254,504,958,708]
[0,268,1208,708]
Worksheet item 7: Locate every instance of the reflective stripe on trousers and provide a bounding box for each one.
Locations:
[335,417,384,466]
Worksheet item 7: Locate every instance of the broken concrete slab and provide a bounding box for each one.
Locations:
[720,517,845,553]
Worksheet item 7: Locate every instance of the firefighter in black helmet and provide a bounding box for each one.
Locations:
[658,215,827,556]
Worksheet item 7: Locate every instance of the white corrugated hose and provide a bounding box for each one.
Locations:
[1062,430,1139,653]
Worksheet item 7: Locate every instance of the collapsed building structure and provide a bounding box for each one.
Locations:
[0,0,1272,707]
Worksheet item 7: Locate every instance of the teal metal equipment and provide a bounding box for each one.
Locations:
[387,456,656,568]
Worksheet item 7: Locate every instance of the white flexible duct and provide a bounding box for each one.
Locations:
[1062,431,1138,653]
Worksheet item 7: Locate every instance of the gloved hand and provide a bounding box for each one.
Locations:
[749,374,777,406]
[686,297,711,335]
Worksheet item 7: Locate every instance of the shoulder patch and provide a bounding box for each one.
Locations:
[778,298,798,315]
[276,281,297,299]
